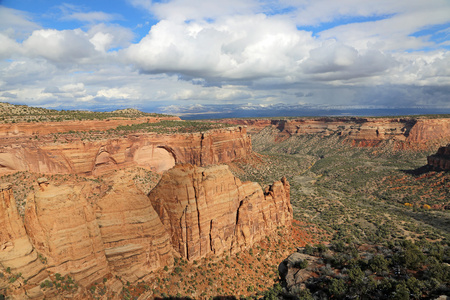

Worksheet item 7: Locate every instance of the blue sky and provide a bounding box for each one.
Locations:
[0,0,449,117]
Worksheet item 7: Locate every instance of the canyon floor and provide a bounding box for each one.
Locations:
[230,127,450,299]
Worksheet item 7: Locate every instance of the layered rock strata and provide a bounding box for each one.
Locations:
[428,144,450,170]
[148,164,292,260]
[0,126,252,175]
[0,183,48,299]
[95,174,173,282]
[220,117,450,150]
[24,180,110,286]
[0,116,180,137]
[0,164,292,298]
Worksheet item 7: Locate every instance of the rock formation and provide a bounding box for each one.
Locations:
[427,144,450,170]
[148,164,292,260]
[0,126,252,175]
[220,117,450,150]
[0,183,48,299]
[0,164,292,298]
[24,179,110,286]
[94,173,173,282]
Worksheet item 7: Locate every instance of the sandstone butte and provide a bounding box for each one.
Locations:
[428,144,450,170]
[0,123,252,176]
[0,164,292,299]
[219,117,450,150]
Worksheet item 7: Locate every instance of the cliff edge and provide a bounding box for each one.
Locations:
[0,126,252,175]
[220,117,450,150]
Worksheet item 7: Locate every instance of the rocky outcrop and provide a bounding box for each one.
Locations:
[407,119,450,144]
[427,144,450,170]
[0,126,252,175]
[1,164,292,298]
[278,251,319,292]
[148,164,292,260]
[220,117,450,150]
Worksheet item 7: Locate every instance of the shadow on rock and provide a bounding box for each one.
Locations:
[400,165,434,176]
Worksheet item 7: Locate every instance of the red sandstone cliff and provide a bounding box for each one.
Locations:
[0,183,48,299]
[0,126,252,175]
[220,117,450,150]
[0,164,292,298]
[95,173,174,282]
[24,180,110,286]
[217,119,273,135]
[148,164,292,260]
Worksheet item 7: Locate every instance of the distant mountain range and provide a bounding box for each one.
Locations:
[158,103,450,119]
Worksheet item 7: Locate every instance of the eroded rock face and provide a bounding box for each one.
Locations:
[428,144,450,170]
[0,127,252,175]
[94,174,173,282]
[24,181,110,286]
[220,117,450,150]
[148,164,293,260]
[0,183,47,299]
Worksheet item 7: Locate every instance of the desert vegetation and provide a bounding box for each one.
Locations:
[113,120,234,134]
[280,240,449,299]
[227,127,449,299]
[0,102,172,123]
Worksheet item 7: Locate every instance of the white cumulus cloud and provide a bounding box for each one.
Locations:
[23,29,97,63]
[125,14,316,80]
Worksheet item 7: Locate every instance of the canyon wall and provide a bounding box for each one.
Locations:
[0,164,292,298]
[0,126,252,175]
[220,117,450,150]
[0,183,48,299]
[95,173,174,283]
[24,180,110,286]
[427,144,450,170]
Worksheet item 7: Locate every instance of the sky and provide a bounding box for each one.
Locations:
[0,0,449,118]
